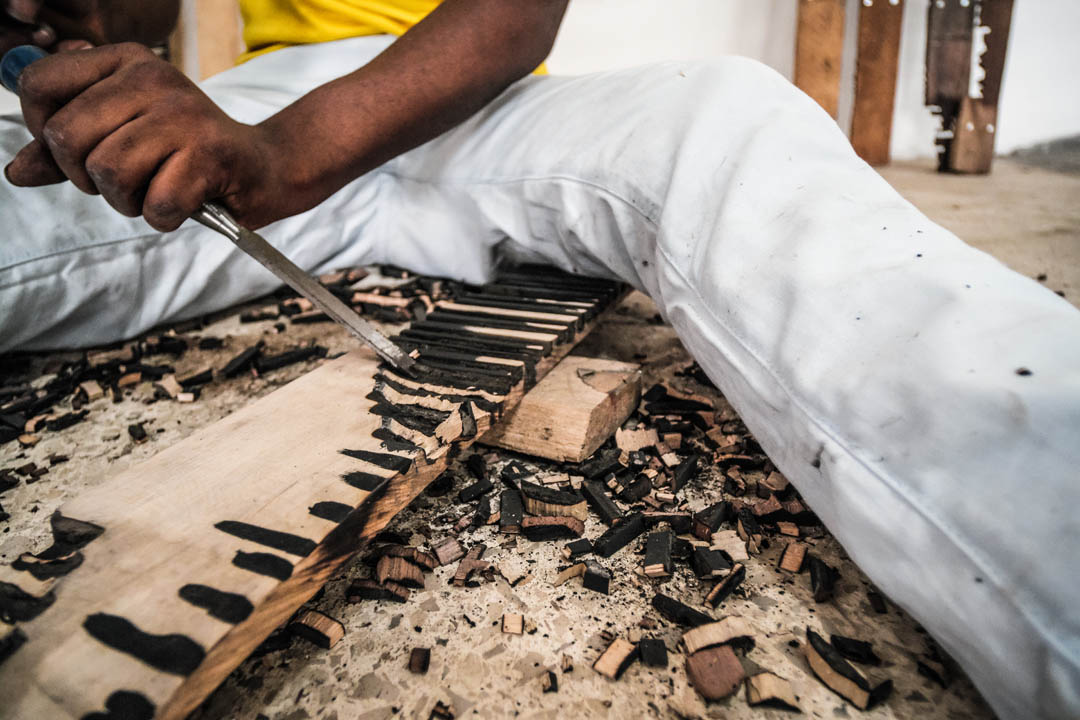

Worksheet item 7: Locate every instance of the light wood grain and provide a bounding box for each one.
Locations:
[481,356,640,462]
[794,0,847,119]
[850,0,905,166]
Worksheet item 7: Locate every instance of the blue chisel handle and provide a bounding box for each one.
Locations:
[1,44,48,94]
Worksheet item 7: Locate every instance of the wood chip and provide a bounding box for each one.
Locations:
[117,372,142,388]
[409,647,431,674]
[681,617,754,654]
[345,579,410,604]
[592,512,646,557]
[686,645,745,700]
[553,563,586,587]
[520,516,584,541]
[761,471,789,494]
[17,434,38,447]
[809,556,838,602]
[541,669,558,692]
[502,613,524,635]
[639,638,668,668]
[704,564,746,608]
[642,529,673,578]
[376,556,425,588]
[561,654,574,673]
[518,481,588,521]
[154,374,183,399]
[433,538,465,566]
[778,542,808,573]
[745,671,800,710]
[777,521,799,537]
[582,560,611,594]
[78,380,104,402]
[592,637,638,680]
[615,427,659,453]
[288,609,344,649]
[711,529,749,562]
[805,628,885,709]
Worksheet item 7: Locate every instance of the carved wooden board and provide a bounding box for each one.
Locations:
[0,268,621,720]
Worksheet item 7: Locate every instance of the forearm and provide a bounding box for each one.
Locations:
[257,0,568,217]
[101,0,180,45]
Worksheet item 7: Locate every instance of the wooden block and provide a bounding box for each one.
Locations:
[805,628,872,708]
[795,0,847,118]
[592,637,638,680]
[638,638,668,668]
[434,538,465,566]
[682,617,754,655]
[380,545,438,571]
[593,512,646,558]
[518,481,588,521]
[502,613,524,635]
[117,371,142,388]
[541,669,558,692]
[831,635,881,665]
[409,647,431,674]
[711,530,749,563]
[850,0,905,165]
[745,672,800,711]
[17,434,39,447]
[288,610,344,650]
[346,580,410,604]
[481,357,641,462]
[521,516,584,541]
[452,546,489,587]
[652,593,714,628]
[777,521,799,537]
[154,375,184,400]
[925,0,974,110]
[79,380,104,402]
[582,560,611,594]
[581,481,622,525]
[948,96,997,174]
[810,556,838,602]
[376,556,425,589]
[691,548,731,579]
[615,427,658,453]
[499,486,523,533]
[685,645,745,701]
[642,530,673,579]
[778,542,808,573]
[704,564,746,609]
[560,538,592,561]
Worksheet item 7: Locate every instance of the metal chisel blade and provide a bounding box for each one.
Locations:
[231,227,417,375]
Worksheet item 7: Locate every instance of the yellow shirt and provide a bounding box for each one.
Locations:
[238,0,547,70]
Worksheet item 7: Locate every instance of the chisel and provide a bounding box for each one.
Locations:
[2,44,416,375]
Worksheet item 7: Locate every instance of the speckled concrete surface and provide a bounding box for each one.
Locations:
[9,156,1076,719]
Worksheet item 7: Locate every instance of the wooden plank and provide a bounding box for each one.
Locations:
[925,0,974,111]
[948,0,1014,174]
[850,0,905,166]
[0,272,622,719]
[481,356,640,462]
[794,0,847,119]
[169,0,245,81]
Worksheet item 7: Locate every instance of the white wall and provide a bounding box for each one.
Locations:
[548,0,1080,159]
[3,0,1077,159]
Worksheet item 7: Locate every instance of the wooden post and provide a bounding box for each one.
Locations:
[948,0,1014,174]
[794,0,847,120]
[168,0,245,80]
[849,0,905,166]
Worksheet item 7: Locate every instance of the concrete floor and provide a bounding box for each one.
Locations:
[2,156,1077,720]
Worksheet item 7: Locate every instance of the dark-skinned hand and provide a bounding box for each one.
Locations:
[2,0,102,55]
[5,43,290,231]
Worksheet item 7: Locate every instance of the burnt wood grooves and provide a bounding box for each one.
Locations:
[0,266,621,718]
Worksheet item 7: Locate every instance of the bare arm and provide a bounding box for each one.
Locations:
[258,0,570,220]
[6,0,569,231]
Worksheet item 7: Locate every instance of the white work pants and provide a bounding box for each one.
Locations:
[1,35,1077,720]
